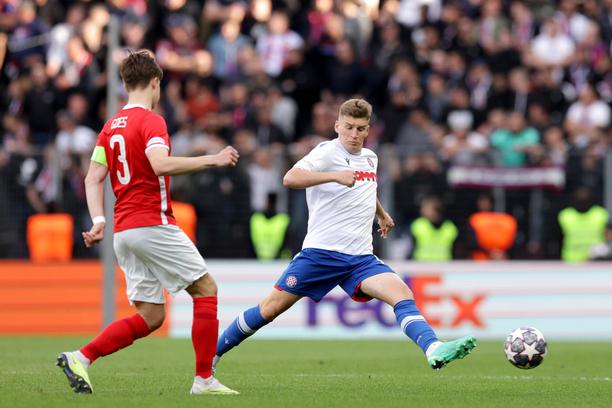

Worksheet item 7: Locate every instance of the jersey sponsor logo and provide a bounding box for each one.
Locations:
[111,116,128,129]
[286,275,298,288]
[354,171,377,182]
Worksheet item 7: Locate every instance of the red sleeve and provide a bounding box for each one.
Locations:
[95,120,111,147]
[142,113,170,154]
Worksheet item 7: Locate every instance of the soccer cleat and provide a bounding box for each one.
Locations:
[190,376,239,395]
[212,355,221,375]
[427,336,477,370]
[55,352,93,394]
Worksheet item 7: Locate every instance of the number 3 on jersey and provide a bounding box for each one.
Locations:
[110,135,131,184]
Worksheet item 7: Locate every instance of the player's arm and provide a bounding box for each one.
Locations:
[375,198,394,239]
[283,167,356,189]
[83,159,109,247]
[146,146,239,176]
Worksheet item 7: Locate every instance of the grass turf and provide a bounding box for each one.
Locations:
[0,337,610,407]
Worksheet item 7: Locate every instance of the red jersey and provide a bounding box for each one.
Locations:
[94,104,176,232]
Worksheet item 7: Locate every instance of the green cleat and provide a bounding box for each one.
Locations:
[190,377,239,395]
[427,336,477,370]
[55,352,93,394]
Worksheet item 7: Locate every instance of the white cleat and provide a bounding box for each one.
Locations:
[55,352,93,394]
[190,376,239,395]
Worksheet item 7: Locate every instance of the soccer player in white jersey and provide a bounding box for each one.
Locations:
[214,99,476,372]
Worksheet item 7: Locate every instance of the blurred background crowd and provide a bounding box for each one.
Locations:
[0,0,610,261]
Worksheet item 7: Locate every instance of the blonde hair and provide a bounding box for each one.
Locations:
[339,98,372,121]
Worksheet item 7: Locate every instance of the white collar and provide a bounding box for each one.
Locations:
[123,103,148,110]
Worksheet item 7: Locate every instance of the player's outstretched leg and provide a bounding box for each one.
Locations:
[213,305,269,373]
[394,299,476,369]
[56,313,153,393]
[55,351,93,394]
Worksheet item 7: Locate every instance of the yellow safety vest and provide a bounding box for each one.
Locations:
[250,213,290,260]
[558,206,608,262]
[410,217,458,261]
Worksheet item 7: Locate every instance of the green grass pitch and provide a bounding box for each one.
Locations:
[0,337,610,407]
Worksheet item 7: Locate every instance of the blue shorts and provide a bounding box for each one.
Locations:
[274,248,394,302]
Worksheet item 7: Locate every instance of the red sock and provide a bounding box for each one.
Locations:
[80,314,151,363]
[192,296,219,378]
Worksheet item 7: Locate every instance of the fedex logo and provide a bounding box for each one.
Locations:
[307,275,485,329]
[354,171,377,182]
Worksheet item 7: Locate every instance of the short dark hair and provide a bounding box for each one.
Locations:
[119,50,163,91]
[339,98,372,121]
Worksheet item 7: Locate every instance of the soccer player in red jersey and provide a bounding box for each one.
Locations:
[55,50,239,395]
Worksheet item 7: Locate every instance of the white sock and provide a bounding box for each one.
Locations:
[194,375,213,384]
[425,341,443,357]
[74,351,91,369]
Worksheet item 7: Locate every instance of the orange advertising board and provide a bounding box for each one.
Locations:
[0,261,169,335]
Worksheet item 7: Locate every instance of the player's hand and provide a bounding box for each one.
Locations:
[82,222,105,248]
[377,212,395,239]
[215,146,239,167]
[336,170,356,187]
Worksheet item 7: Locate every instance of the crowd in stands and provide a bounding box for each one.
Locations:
[0,0,610,260]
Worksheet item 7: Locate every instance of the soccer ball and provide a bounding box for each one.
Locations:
[504,327,548,369]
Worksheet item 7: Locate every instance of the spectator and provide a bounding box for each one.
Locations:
[490,111,540,167]
[268,86,298,142]
[393,153,447,232]
[555,0,592,43]
[424,73,448,123]
[250,192,290,260]
[6,0,48,73]
[558,187,608,262]
[536,126,569,166]
[409,195,458,261]
[22,62,57,146]
[323,39,367,96]
[394,108,437,157]
[54,35,101,96]
[278,47,320,138]
[156,13,212,80]
[467,192,517,260]
[509,0,535,51]
[441,111,489,166]
[564,84,610,148]
[184,78,221,128]
[46,3,86,78]
[256,10,304,77]
[54,110,96,169]
[526,17,575,69]
[208,18,251,81]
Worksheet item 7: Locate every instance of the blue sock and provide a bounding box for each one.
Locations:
[216,305,268,357]
[394,299,438,354]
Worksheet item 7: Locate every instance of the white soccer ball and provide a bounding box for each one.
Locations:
[504,327,548,369]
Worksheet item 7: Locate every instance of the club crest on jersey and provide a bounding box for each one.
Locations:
[345,158,350,166]
[286,275,298,288]
[367,158,374,168]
